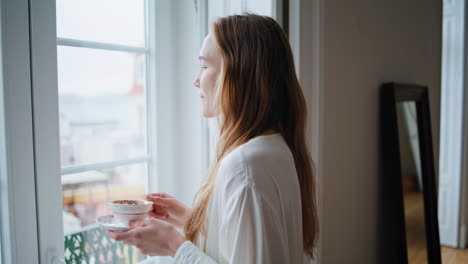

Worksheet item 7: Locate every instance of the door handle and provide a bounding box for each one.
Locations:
[46,248,65,264]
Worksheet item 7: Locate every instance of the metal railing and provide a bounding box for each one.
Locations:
[64,225,143,264]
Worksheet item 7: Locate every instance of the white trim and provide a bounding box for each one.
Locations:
[29,0,65,262]
[61,157,150,175]
[57,38,148,54]
[0,2,10,262]
[197,0,211,171]
[0,3,12,263]
[272,0,283,26]
[460,0,468,247]
[145,0,158,193]
[151,0,177,196]
[439,0,465,247]
[289,0,300,74]
[0,0,40,263]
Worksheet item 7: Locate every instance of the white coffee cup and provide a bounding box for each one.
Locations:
[108,199,153,227]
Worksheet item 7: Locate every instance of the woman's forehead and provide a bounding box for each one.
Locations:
[200,35,220,61]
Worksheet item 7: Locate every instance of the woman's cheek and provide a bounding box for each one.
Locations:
[200,79,210,94]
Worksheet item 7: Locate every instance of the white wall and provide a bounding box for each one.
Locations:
[172,1,206,206]
[148,4,204,263]
[317,0,441,263]
[149,0,205,207]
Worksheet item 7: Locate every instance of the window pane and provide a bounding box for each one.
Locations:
[57,46,147,166]
[62,163,147,233]
[56,0,145,47]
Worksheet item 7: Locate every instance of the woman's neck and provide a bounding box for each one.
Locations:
[258,129,279,136]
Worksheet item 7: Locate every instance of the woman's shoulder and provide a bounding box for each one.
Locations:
[216,133,298,205]
[218,133,292,183]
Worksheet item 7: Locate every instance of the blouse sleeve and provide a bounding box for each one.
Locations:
[173,240,217,264]
[174,149,288,263]
[173,183,284,264]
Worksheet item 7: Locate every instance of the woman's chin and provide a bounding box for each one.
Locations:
[202,109,215,118]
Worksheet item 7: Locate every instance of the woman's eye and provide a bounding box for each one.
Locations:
[200,66,207,69]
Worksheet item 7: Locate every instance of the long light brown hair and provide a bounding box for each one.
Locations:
[184,13,319,258]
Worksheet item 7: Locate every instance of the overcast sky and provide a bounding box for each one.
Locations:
[56,0,145,96]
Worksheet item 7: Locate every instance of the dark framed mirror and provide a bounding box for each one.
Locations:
[380,83,441,264]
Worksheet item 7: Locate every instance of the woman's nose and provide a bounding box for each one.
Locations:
[193,77,200,88]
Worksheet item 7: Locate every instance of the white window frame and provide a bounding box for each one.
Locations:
[0,0,40,263]
[28,0,160,262]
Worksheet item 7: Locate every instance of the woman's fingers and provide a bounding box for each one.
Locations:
[128,218,149,228]
[145,193,170,200]
[153,204,167,213]
[106,230,132,241]
[108,218,184,256]
[107,227,146,248]
[146,196,172,208]
[149,211,168,220]
[145,192,171,199]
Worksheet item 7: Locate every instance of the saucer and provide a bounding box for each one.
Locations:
[96,214,131,232]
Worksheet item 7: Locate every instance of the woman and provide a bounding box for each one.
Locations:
[107,13,319,263]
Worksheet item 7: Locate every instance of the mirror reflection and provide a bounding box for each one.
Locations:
[396,101,428,263]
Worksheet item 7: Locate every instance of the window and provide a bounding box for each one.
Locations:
[56,0,151,262]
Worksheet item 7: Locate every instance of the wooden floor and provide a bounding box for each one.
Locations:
[404,191,468,263]
[441,246,468,264]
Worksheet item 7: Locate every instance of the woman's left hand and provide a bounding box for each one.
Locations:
[106,218,187,257]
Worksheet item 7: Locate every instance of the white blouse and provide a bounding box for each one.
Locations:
[173,133,311,264]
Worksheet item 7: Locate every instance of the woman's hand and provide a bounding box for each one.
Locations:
[106,218,187,257]
[144,193,192,229]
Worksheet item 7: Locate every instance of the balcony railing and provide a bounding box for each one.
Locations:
[64,224,144,264]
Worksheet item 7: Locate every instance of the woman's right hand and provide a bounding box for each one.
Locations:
[144,193,192,229]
